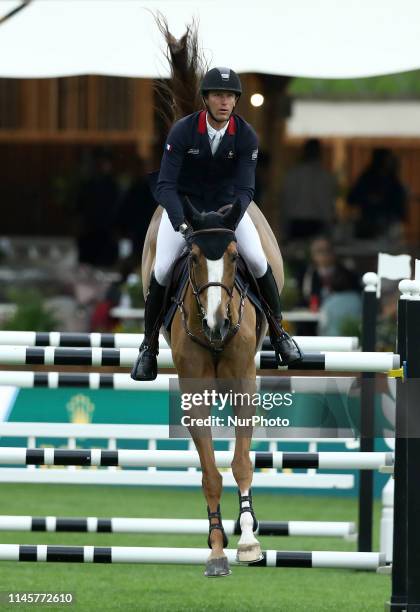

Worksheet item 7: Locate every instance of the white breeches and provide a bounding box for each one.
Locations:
[154,210,268,286]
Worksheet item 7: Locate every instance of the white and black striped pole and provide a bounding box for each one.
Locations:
[0,346,399,373]
[0,545,385,570]
[0,371,357,395]
[0,516,356,538]
[0,331,359,352]
[0,448,393,470]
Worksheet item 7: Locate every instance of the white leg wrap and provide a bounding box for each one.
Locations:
[237,489,258,545]
[238,511,259,546]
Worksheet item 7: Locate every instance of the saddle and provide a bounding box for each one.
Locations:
[162,250,265,341]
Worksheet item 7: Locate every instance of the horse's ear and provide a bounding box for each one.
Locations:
[183,196,200,225]
[222,199,242,229]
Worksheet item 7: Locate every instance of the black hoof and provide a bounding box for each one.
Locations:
[204,556,231,577]
[130,352,157,381]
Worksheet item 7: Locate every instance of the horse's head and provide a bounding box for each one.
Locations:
[183,198,242,343]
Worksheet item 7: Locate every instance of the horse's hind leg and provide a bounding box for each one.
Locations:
[231,435,263,563]
[220,369,262,564]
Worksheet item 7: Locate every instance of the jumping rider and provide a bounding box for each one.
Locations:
[131,67,302,381]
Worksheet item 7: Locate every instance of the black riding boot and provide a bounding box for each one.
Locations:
[130,273,166,381]
[257,264,302,366]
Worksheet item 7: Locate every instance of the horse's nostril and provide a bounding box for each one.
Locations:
[220,318,230,339]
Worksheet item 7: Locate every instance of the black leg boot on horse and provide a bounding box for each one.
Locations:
[205,504,231,577]
[130,273,166,381]
[257,264,303,366]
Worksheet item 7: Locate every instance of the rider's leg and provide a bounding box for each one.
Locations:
[235,212,302,365]
[131,211,185,381]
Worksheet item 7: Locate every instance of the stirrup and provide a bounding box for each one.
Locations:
[207,505,229,549]
[235,489,258,533]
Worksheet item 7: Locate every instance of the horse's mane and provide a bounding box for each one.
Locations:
[154,13,208,128]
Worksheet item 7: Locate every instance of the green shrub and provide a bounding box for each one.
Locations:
[1,289,59,332]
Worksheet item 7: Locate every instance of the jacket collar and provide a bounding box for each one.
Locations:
[197,110,236,135]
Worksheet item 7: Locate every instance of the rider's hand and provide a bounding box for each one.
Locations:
[178,222,194,244]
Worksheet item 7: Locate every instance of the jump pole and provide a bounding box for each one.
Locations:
[0,371,357,394]
[0,331,360,352]
[0,347,399,373]
[0,516,356,538]
[0,448,393,470]
[0,545,385,570]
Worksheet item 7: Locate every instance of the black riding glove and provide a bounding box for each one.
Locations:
[178,222,194,244]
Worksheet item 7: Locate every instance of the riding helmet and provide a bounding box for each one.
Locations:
[200,67,242,97]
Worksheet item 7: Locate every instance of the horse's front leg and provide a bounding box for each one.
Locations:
[190,435,231,577]
[173,338,231,577]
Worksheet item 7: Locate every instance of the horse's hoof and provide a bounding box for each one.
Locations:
[204,556,231,577]
[236,543,263,564]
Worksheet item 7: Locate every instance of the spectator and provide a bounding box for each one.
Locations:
[280,139,338,240]
[318,266,362,336]
[301,236,359,309]
[76,147,120,268]
[347,148,407,239]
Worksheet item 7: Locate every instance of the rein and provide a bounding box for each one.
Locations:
[173,228,248,356]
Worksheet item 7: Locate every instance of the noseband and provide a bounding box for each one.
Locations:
[173,228,248,355]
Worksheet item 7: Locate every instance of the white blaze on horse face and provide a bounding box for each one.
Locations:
[206,257,224,329]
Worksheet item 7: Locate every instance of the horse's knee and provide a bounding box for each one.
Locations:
[231,454,252,475]
[202,468,223,498]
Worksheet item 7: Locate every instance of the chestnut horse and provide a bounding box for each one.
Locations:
[142,199,284,576]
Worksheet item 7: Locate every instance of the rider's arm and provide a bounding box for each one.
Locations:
[156,121,187,231]
[232,127,259,224]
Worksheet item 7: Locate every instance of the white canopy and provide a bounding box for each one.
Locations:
[1,0,420,79]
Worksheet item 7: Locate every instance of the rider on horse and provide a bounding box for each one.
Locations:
[131,67,302,381]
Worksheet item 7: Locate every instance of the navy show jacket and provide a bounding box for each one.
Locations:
[155,110,259,229]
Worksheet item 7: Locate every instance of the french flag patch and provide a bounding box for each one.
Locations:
[166,143,172,152]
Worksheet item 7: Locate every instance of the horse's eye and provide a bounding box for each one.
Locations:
[191,253,199,265]
[231,252,239,262]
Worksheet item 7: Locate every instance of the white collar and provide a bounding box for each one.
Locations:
[206,113,229,139]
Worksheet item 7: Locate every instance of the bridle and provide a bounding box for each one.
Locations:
[173,227,248,355]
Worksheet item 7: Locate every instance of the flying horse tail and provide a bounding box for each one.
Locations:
[154,13,207,126]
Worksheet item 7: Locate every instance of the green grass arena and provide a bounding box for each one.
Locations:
[0,484,389,611]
